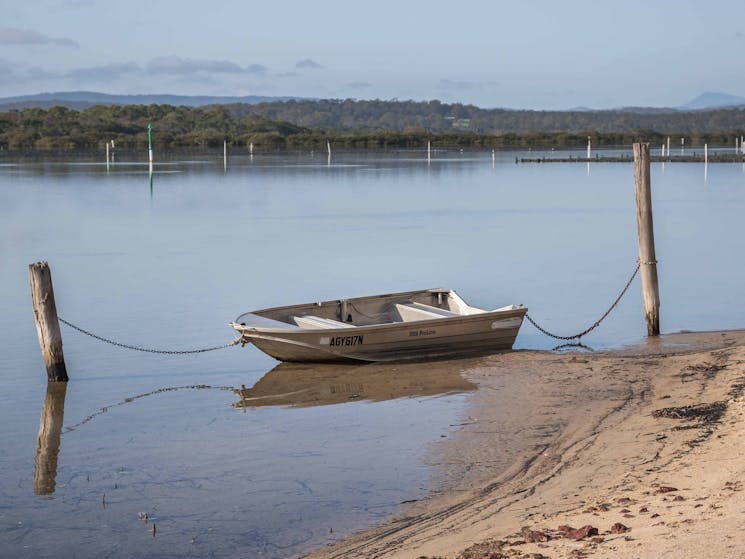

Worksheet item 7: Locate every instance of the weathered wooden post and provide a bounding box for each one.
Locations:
[633,143,660,336]
[29,261,68,381]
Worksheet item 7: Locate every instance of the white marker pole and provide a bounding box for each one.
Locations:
[661,143,665,157]
[106,142,110,171]
[223,140,227,171]
[667,136,671,158]
[491,149,495,168]
[681,137,685,156]
[587,136,591,159]
[427,140,431,163]
[249,142,254,155]
[327,140,331,166]
[705,143,708,164]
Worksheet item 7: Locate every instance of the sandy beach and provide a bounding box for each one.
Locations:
[305,330,745,559]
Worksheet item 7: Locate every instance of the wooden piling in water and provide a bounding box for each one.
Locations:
[633,143,660,336]
[29,262,68,381]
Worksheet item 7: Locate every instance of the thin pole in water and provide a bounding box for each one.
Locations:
[491,149,495,168]
[681,137,685,156]
[667,136,671,158]
[223,140,227,171]
[587,136,591,159]
[106,142,110,171]
[147,123,153,176]
[427,141,431,163]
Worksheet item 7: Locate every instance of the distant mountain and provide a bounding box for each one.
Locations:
[565,105,679,114]
[680,92,745,110]
[0,91,301,111]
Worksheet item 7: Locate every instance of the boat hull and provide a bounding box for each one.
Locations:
[239,309,526,363]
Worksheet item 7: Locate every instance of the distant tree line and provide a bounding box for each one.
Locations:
[1,101,744,152]
[231,99,745,135]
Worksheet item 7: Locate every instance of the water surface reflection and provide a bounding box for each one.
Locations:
[234,359,477,409]
[34,382,67,495]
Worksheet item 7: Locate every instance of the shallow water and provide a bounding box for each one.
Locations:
[1,148,744,557]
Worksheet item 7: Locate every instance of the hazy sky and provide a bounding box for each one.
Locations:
[2,0,744,109]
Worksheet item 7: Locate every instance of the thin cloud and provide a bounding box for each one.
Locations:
[295,58,323,69]
[346,81,372,90]
[0,59,13,79]
[276,71,297,78]
[25,66,59,80]
[437,78,498,91]
[146,56,245,75]
[245,63,268,75]
[0,27,78,47]
[66,61,140,80]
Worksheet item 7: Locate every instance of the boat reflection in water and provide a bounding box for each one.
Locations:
[234,358,478,409]
[34,382,67,495]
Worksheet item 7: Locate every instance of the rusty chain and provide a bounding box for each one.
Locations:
[525,261,641,341]
[59,317,240,354]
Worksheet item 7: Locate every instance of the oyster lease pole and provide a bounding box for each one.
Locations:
[148,123,153,175]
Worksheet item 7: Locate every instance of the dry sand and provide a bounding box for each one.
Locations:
[305,330,745,559]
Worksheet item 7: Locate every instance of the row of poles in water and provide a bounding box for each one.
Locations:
[101,124,745,172]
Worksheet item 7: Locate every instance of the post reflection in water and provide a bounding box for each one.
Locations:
[34,382,68,495]
[234,359,478,409]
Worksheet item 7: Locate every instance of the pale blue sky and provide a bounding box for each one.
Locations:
[2,0,744,109]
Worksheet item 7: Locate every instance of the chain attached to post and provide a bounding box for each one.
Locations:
[525,260,641,341]
[59,318,240,354]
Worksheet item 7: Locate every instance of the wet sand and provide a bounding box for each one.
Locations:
[305,330,745,559]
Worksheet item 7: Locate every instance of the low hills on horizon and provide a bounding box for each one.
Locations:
[3,90,745,151]
[2,90,745,113]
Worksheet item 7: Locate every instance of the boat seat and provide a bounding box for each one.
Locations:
[408,302,462,317]
[291,315,356,329]
[393,303,459,322]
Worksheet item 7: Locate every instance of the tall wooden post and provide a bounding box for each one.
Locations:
[633,143,660,336]
[29,262,68,381]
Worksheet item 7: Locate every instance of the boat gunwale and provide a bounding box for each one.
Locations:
[232,306,527,337]
[233,287,453,323]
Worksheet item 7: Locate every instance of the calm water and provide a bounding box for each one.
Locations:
[1,148,745,558]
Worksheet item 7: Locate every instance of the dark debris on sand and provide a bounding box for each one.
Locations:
[652,401,727,424]
[417,538,549,559]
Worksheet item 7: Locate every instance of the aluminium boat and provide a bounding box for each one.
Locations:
[231,288,526,363]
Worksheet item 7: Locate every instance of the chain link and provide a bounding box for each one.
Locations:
[59,318,240,354]
[525,261,641,341]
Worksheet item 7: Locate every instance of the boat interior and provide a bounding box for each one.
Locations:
[234,288,520,331]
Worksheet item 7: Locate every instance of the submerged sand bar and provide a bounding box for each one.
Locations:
[306,330,745,559]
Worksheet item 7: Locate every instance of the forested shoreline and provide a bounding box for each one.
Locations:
[2,100,745,152]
